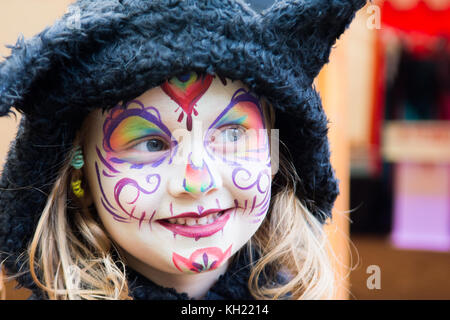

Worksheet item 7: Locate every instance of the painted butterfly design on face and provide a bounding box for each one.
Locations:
[161,72,214,131]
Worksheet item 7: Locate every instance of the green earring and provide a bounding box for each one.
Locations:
[71,147,84,169]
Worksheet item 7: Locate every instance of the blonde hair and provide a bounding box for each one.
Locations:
[0,266,6,300]
[246,145,335,299]
[22,98,335,300]
[243,99,335,299]
[27,140,130,300]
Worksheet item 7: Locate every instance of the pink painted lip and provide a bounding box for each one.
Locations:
[157,208,232,240]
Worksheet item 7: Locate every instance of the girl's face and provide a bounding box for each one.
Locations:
[84,72,271,276]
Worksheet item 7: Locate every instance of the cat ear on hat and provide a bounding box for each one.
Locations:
[261,0,367,83]
[0,0,127,117]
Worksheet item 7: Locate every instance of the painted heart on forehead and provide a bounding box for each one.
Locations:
[161,72,214,131]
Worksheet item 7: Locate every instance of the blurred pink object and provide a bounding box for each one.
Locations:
[391,162,450,251]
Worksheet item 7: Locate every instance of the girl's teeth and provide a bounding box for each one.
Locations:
[186,218,196,226]
[166,212,224,226]
[197,217,208,225]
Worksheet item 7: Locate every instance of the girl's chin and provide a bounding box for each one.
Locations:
[170,243,234,274]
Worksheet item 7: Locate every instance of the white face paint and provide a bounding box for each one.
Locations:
[83,72,271,279]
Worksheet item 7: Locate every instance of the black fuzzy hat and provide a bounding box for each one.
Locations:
[0,0,366,289]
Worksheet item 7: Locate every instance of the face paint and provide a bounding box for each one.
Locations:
[161,72,214,131]
[209,89,265,131]
[182,152,216,194]
[103,101,177,168]
[84,74,272,285]
[224,172,271,226]
[95,161,129,223]
[113,175,161,219]
[206,88,270,165]
[172,245,232,273]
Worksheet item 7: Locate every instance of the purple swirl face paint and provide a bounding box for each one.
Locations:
[91,100,174,227]
[83,73,273,282]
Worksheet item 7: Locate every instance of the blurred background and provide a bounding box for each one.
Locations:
[0,0,449,300]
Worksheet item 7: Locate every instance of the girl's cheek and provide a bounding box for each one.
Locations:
[225,163,272,224]
[212,134,271,223]
[93,156,164,226]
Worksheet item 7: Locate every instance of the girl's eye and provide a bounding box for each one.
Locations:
[224,127,244,142]
[210,126,246,144]
[132,138,168,152]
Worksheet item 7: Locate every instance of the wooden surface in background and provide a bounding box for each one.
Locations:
[350,235,450,299]
[1,269,31,300]
[317,3,375,299]
[318,51,352,300]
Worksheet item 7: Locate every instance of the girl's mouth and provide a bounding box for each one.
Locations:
[157,208,232,241]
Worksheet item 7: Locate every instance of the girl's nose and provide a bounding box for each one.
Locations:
[167,151,222,199]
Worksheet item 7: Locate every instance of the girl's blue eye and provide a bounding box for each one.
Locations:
[133,138,167,152]
[209,126,246,145]
[146,139,165,151]
[224,127,244,142]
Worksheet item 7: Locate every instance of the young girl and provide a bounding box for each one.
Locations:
[0,0,365,300]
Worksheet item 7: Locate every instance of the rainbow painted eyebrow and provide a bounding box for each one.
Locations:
[204,88,269,165]
[208,88,265,130]
[103,101,173,152]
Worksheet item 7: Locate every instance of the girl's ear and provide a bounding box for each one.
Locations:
[260,0,367,83]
